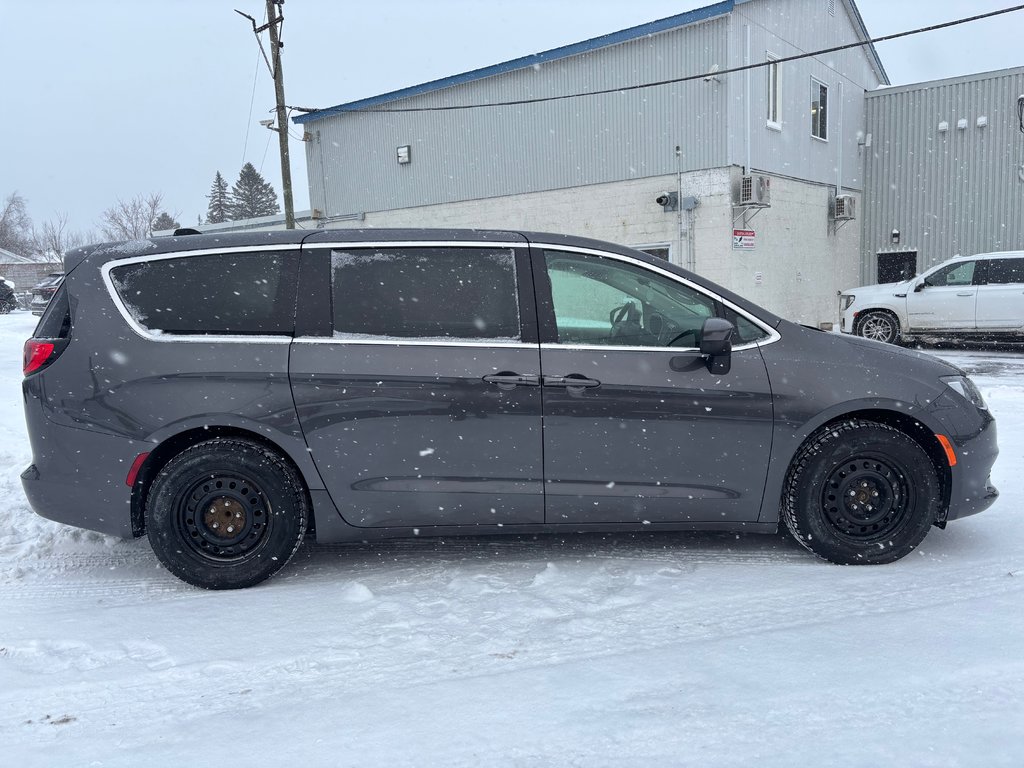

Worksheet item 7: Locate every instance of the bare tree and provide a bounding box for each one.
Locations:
[0,191,35,255]
[33,212,93,263]
[99,193,165,241]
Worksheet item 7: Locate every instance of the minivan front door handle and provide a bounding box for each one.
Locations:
[482,372,541,390]
[543,374,601,390]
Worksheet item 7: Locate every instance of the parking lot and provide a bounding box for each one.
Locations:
[1,309,1022,766]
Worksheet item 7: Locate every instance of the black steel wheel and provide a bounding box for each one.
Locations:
[856,311,900,344]
[782,420,941,564]
[146,438,308,589]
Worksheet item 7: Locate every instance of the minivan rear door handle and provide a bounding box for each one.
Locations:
[482,372,541,390]
[543,374,601,389]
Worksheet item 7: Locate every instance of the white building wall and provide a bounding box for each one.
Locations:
[317,167,858,327]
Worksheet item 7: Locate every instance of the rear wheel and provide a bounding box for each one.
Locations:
[146,439,308,589]
[856,311,900,344]
[782,420,940,564]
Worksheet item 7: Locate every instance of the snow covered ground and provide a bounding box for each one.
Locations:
[1,309,1021,767]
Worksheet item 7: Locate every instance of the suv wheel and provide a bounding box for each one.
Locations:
[856,311,900,344]
[146,439,308,589]
[782,420,940,564]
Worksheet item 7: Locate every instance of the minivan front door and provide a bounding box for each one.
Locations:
[534,248,775,524]
[290,244,544,528]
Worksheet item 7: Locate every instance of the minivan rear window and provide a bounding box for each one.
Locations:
[331,248,520,340]
[109,251,298,335]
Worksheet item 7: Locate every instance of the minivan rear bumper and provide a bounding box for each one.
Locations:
[22,389,145,538]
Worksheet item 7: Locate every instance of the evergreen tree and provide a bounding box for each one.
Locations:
[152,212,180,232]
[228,163,280,220]
[205,171,230,224]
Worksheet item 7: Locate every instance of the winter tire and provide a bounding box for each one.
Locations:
[146,439,308,589]
[782,420,941,565]
[856,311,900,344]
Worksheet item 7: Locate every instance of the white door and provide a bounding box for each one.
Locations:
[976,258,1024,330]
[906,260,977,331]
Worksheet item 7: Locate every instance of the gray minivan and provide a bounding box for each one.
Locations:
[22,229,999,588]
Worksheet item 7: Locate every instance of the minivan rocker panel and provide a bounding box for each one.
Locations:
[22,229,999,589]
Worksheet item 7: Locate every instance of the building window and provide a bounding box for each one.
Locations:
[766,54,781,129]
[810,78,828,140]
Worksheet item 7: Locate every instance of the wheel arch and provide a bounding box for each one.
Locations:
[130,426,318,537]
[855,307,905,336]
[761,406,953,527]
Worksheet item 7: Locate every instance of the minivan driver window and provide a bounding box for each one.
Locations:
[544,250,767,347]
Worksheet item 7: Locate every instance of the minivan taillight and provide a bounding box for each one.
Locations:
[24,339,58,375]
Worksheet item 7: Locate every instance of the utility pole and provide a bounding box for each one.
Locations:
[237,2,295,229]
[265,0,294,229]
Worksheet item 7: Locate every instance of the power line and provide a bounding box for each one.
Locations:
[334,3,1024,114]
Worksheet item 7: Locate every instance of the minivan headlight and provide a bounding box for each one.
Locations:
[940,375,987,410]
[839,294,856,311]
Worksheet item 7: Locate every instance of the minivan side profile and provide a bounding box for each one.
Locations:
[22,229,999,588]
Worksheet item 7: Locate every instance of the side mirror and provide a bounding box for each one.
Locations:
[913,280,927,292]
[699,317,734,374]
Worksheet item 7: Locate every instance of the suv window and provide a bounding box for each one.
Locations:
[982,258,1024,284]
[543,250,768,347]
[332,248,520,340]
[109,251,298,335]
[926,260,976,287]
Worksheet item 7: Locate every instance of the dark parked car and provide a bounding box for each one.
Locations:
[0,277,16,313]
[29,272,64,315]
[22,230,999,589]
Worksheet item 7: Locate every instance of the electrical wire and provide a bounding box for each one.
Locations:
[240,6,268,166]
[330,3,1024,114]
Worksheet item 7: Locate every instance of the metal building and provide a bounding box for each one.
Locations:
[862,66,1024,284]
[294,0,887,327]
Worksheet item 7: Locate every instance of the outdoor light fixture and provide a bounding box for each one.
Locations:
[397,145,411,165]
[891,228,901,245]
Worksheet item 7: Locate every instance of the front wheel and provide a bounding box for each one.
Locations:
[146,439,308,589]
[782,420,941,564]
[856,311,900,344]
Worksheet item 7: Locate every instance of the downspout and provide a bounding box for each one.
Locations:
[837,80,844,196]
[745,25,751,174]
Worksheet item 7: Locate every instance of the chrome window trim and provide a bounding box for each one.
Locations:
[99,239,780,350]
[101,245,303,344]
[293,338,538,349]
[533,243,782,349]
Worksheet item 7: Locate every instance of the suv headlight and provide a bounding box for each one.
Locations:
[940,375,987,410]
[839,294,856,311]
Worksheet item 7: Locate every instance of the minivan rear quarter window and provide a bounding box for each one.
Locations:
[109,251,298,335]
[331,247,520,340]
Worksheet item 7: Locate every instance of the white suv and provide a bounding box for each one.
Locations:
[840,251,1024,344]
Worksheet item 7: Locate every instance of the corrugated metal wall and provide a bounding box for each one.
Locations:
[305,17,730,218]
[731,0,883,189]
[862,68,1024,283]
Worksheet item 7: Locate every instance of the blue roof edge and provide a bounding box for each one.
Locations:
[293,0,734,124]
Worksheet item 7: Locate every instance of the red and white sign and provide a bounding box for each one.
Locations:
[733,229,756,249]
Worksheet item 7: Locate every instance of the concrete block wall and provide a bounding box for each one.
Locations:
[316,168,860,328]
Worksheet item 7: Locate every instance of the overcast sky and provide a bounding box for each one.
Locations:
[3,0,1021,236]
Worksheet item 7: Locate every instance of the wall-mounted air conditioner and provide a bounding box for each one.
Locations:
[738,175,770,207]
[833,194,856,221]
